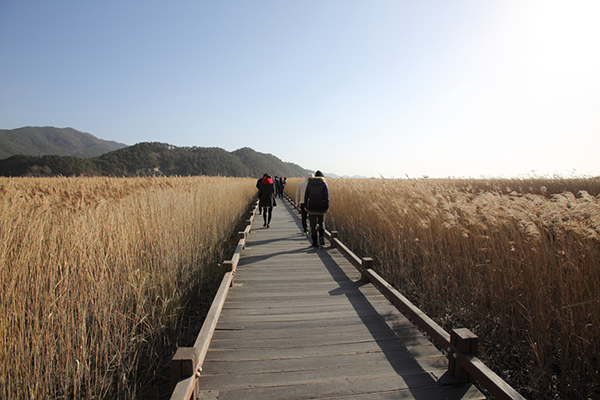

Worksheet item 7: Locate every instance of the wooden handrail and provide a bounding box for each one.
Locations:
[169,199,259,400]
[285,194,524,400]
[170,376,195,400]
[193,272,234,358]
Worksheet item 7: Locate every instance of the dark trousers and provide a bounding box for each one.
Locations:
[299,203,308,232]
[309,214,325,244]
[262,207,272,226]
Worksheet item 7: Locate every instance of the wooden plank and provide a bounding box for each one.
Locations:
[198,374,453,400]
[226,279,362,291]
[220,302,377,316]
[198,383,485,400]
[222,292,372,308]
[214,314,388,332]
[216,308,386,323]
[204,336,438,362]
[213,319,390,340]
[202,352,448,376]
[198,363,444,391]
[208,329,399,350]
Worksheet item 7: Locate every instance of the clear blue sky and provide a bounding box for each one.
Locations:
[1,0,598,178]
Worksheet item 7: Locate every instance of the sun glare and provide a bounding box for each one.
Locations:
[525,0,600,96]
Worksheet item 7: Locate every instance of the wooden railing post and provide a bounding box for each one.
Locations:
[238,231,246,248]
[171,347,198,397]
[329,231,339,247]
[361,257,373,283]
[449,328,479,383]
[223,261,234,286]
[331,231,339,248]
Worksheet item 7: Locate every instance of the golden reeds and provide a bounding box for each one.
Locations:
[0,176,257,399]
[286,177,600,399]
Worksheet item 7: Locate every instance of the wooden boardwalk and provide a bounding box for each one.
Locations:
[196,198,484,400]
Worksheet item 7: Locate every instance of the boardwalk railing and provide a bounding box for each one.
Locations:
[288,195,525,400]
[169,200,258,400]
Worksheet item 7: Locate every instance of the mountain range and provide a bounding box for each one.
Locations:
[0,127,308,178]
[0,126,128,159]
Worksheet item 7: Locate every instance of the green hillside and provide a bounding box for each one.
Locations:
[232,147,309,177]
[0,126,128,158]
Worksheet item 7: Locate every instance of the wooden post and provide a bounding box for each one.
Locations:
[171,347,198,395]
[449,328,479,383]
[238,231,246,248]
[361,257,373,283]
[331,231,339,248]
[223,261,234,286]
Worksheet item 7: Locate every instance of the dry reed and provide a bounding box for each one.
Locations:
[0,176,257,399]
[286,177,600,399]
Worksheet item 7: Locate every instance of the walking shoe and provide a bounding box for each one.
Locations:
[311,243,319,248]
[303,230,309,235]
[319,237,325,246]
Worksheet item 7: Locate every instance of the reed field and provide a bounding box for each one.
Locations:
[287,177,600,399]
[0,176,257,399]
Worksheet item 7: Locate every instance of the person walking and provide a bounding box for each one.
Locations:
[279,177,287,198]
[304,170,329,247]
[258,174,276,228]
[295,173,313,235]
[256,173,267,215]
[274,176,283,198]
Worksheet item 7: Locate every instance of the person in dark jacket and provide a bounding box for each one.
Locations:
[295,173,313,235]
[258,174,276,228]
[274,176,280,198]
[303,170,329,247]
[279,177,287,198]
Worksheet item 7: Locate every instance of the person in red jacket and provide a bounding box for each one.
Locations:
[258,174,276,228]
[256,173,267,215]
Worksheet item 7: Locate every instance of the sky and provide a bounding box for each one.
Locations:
[1,0,599,178]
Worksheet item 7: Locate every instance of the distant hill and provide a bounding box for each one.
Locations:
[232,147,306,178]
[0,126,128,159]
[321,172,372,179]
[0,142,308,178]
